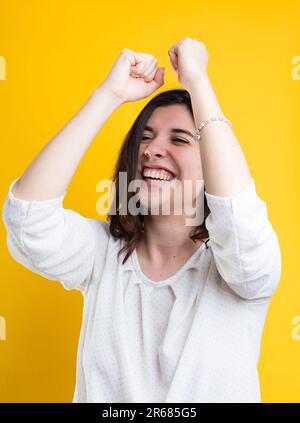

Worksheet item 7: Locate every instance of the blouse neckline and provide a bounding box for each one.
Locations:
[131,239,209,288]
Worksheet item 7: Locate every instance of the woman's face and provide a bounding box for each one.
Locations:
[135,104,204,218]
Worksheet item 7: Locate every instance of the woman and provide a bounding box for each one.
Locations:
[2,38,282,402]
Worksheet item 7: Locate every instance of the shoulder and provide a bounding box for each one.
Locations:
[85,218,110,237]
[84,218,123,258]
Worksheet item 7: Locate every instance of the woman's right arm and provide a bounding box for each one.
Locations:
[12,46,165,201]
[2,48,164,293]
[12,84,122,201]
[2,85,122,294]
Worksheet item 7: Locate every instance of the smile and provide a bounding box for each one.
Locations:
[142,167,176,181]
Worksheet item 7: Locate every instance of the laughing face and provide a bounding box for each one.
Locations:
[135,104,205,219]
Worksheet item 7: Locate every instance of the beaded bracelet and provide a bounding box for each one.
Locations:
[193,116,232,142]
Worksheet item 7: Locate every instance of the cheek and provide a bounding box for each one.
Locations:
[136,148,145,175]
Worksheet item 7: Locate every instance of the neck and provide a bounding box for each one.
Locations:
[138,214,203,264]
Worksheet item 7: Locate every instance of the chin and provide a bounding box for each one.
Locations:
[139,191,178,216]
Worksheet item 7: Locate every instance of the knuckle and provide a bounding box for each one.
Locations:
[147,54,155,62]
[122,47,134,56]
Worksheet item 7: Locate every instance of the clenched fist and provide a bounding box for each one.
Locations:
[168,37,209,90]
[101,48,165,104]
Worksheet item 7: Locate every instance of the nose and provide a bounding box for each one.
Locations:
[144,137,167,158]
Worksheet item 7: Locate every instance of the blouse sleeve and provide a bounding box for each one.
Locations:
[2,177,110,295]
[204,177,282,301]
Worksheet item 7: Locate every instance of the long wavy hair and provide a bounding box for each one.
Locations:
[107,89,210,265]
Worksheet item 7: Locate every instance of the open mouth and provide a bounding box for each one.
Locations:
[142,167,177,182]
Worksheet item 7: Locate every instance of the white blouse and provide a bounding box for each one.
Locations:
[2,176,282,403]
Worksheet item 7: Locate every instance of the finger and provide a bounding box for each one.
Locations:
[141,67,165,96]
[122,49,144,77]
[142,61,158,82]
[148,67,165,90]
[168,53,179,78]
[168,48,178,69]
[122,49,137,67]
[132,57,156,80]
[168,42,181,66]
[134,59,149,75]
[125,50,146,73]
[130,66,140,77]
[130,64,147,79]
[168,45,180,77]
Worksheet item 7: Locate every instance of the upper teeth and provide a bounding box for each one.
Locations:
[143,169,174,181]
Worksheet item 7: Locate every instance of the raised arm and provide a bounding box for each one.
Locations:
[2,48,165,293]
[12,85,121,201]
[168,37,252,196]
[12,48,165,201]
[168,38,281,301]
[188,72,253,197]
[2,62,123,293]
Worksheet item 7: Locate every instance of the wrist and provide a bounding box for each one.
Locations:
[186,74,225,124]
[93,83,124,108]
[185,71,210,94]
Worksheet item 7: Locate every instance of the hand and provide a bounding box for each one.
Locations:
[101,48,165,104]
[168,37,209,90]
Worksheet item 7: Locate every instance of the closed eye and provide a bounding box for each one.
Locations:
[141,136,189,144]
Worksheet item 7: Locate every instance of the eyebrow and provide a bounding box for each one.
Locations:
[143,125,195,139]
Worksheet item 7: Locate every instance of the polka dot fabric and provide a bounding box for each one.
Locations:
[2,177,282,402]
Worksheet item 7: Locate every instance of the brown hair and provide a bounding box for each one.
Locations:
[107,89,210,265]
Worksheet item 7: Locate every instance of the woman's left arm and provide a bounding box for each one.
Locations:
[168,38,282,301]
[188,72,253,196]
[168,37,252,196]
[192,71,282,301]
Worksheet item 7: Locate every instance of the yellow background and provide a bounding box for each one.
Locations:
[1,0,299,402]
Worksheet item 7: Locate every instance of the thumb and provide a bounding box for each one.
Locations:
[142,67,165,97]
[149,67,165,89]
[155,67,165,85]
